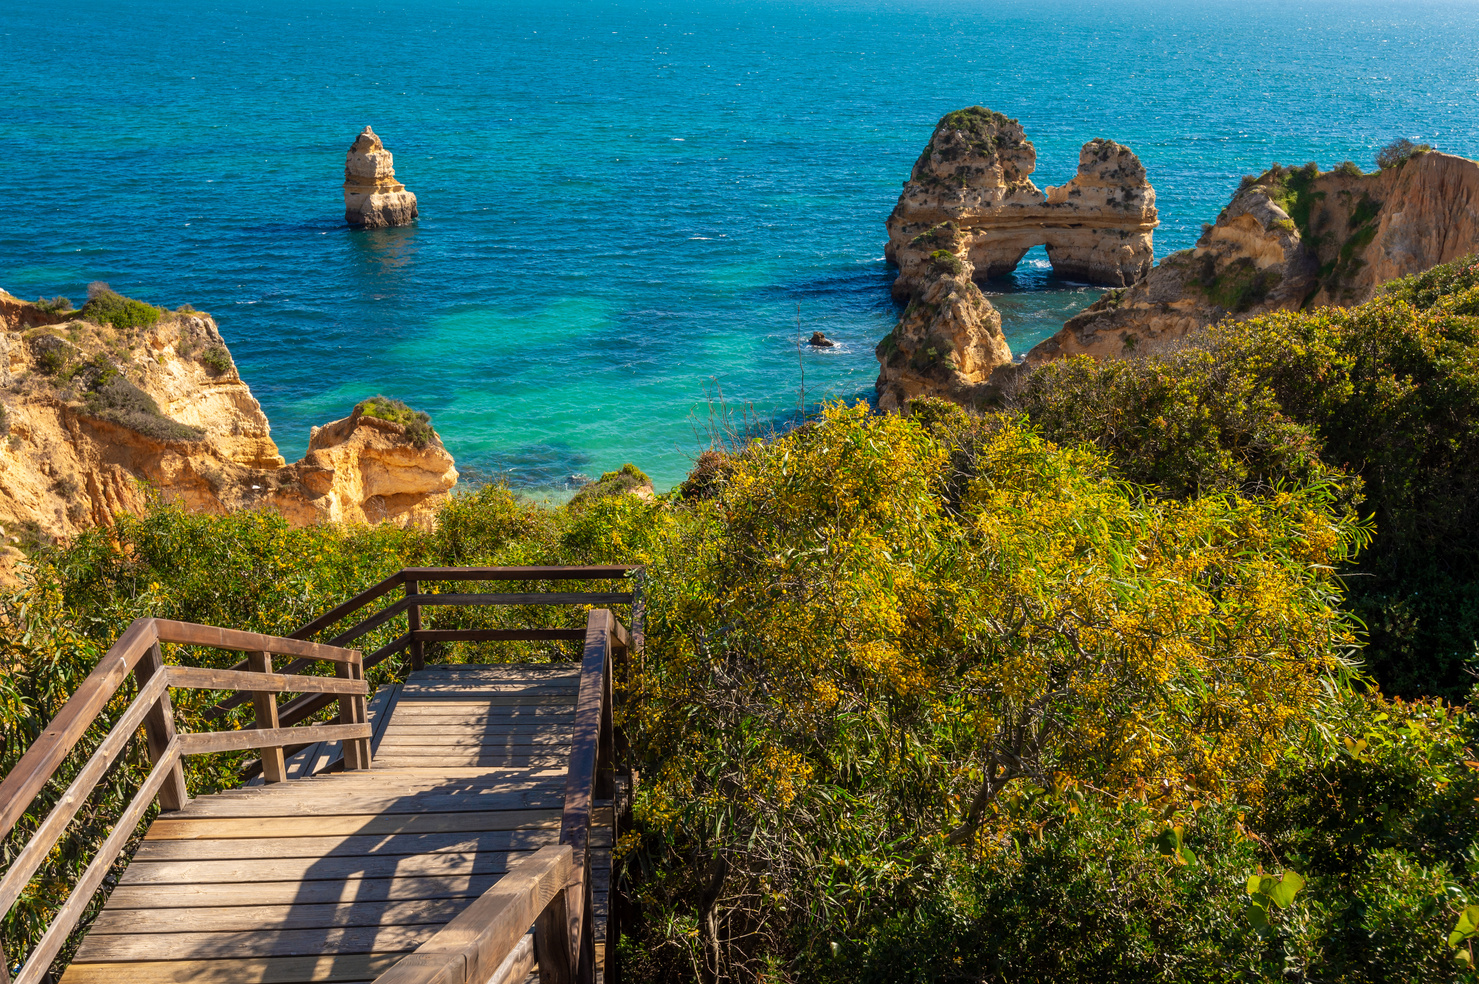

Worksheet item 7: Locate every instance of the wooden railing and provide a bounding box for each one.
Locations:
[206,565,639,738]
[0,619,366,984]
[0,565,639,984]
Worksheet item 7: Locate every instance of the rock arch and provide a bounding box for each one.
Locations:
[885,108,1157,301]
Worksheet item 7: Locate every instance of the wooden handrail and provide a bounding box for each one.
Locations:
[558,607,624,983]
[0,619,365,984]
[372,844,573,984]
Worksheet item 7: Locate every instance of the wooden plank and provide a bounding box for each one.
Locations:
[378,724,574,738]
[146,810,563,841]
[178,722,371,757]
[412,629,587,643]
[165,788,565,817]
[377,735,571,748]
[406,593,633,607]
[76,924,441,961]
[119,850,536,886]
[407,664,580,677]
[371,844,571,984]
[383,718,573,732]
[397,566,637,582]
[59,953,405,984]
[168,665,367,696]
[398,680,579,694]
[89,898,476,935]
[373,753,569,769]
[0,616,157,838]
[134,829,559,861]
[105,874,507,908]
[388,701,575,715]
[154,620,360,664]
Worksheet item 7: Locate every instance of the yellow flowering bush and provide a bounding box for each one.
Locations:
[625,400,1369,980]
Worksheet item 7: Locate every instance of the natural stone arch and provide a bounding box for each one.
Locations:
[885,108,1157,301]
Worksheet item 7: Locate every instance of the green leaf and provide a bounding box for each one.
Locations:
[1247,901,1273,934]
[1246,874,1265,896]
[1177,845,1199,867]
[1267,870,1305,908]
[1449,905,1479,946]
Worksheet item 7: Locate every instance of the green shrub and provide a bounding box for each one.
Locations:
[928,249,963,276]
[198,345,232,376]
[569,463,651,510]
[355,395,435,448]
[1378,138,1433,170]
[31,335,73,376]
[1333,159,1365,177]
[0,403,9,435]
[79,283,161,331]
[34,296,73,315]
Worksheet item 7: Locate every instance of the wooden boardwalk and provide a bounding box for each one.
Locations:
[59,665,618,984]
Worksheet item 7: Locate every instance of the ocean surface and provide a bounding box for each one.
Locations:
[2,0,1477,493]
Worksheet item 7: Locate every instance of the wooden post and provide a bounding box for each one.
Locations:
[134,641,188,811]
[246,651,287,783]
[337,652,371,770]
[533,886,574,984]
[405,578,424,672]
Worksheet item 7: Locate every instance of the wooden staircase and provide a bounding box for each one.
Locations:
[0,568,637,984]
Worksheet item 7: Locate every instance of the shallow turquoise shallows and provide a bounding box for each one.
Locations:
[2,0,1477,492]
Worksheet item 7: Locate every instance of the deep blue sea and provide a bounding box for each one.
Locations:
[2,0,1477,492]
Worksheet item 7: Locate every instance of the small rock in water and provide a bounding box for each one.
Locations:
[808,331,836,348]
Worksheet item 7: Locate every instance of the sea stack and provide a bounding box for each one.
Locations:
[343,126,418,229]
[885,107,1157,300]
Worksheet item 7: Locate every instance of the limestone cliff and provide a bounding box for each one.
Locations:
[886,107,1157,301]
[875,247,1012,411]
[0,292,455,577]
[344,126,419,229]
[1026,150,1479,364]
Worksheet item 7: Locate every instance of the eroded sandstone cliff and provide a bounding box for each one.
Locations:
[885,107,1157,301]
[875,245,1012,411]
[344,126,419,229]
[1025,150,1479,364]
[0,292,455,578]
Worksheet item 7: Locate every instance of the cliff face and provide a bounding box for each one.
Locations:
[344,126,419,229]
[885,107,1157,301]
[0,294,455,577]
[875,247,1012,411]
[1026,150,1479,364]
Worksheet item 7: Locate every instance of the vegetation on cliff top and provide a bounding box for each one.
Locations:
[354,395,436,447]
[5,259,1479,981]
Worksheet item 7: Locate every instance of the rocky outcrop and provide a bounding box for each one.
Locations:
[1025,150,1479,365]
[273,408,458,527]
[885,107,1157,301]
[344,126,418,229]
[875,249,1012,411]
[0,294,455,579]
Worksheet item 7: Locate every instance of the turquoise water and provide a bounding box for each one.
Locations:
[2,0,1477,491]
